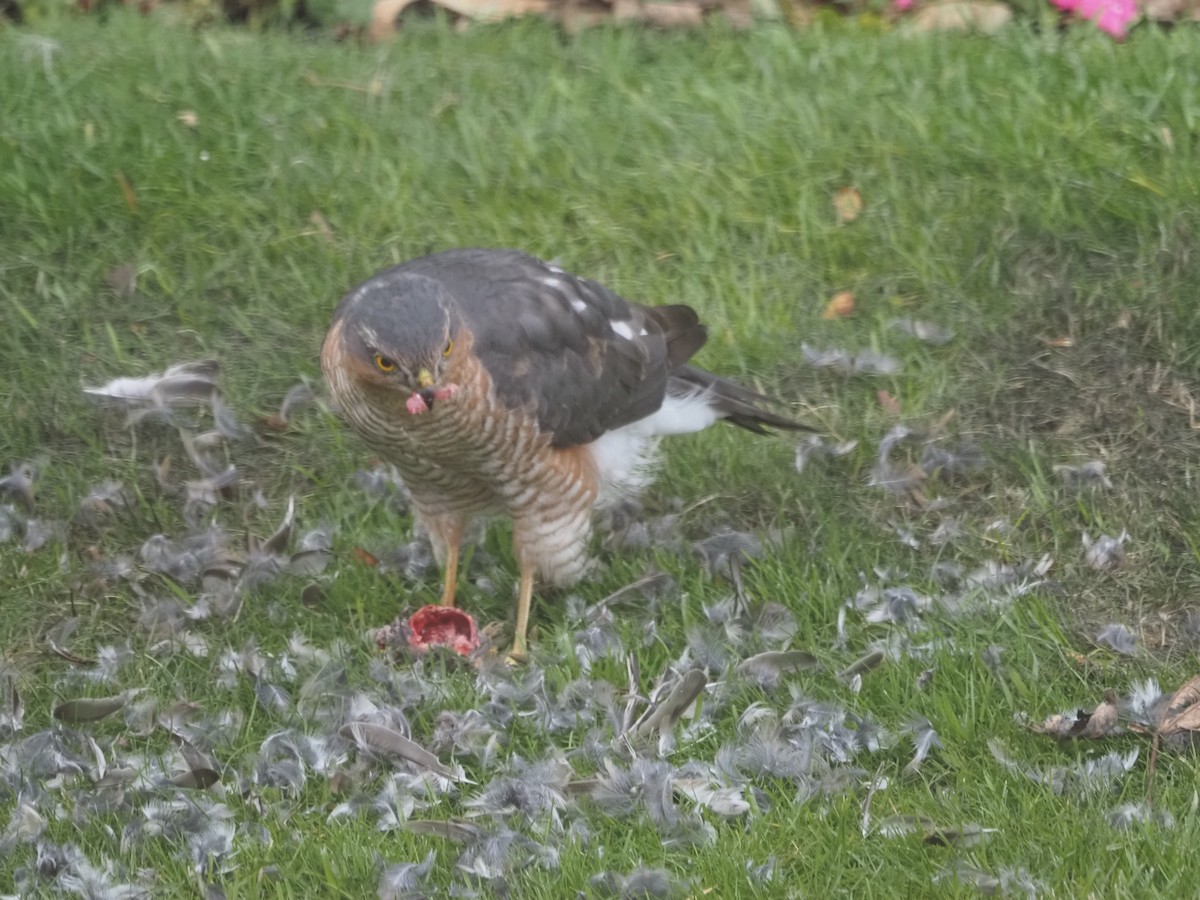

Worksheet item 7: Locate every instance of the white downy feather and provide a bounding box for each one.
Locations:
[586,392,720,506]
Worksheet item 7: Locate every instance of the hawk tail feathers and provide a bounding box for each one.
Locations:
[670,366,813,434]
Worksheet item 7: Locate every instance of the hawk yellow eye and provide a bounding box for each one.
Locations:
[373,353,398,373]
[442,340,453,358]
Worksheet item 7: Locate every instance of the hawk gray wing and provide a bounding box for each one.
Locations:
[386,248,707,448]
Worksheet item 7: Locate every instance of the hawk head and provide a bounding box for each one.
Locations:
[328,273,462,414]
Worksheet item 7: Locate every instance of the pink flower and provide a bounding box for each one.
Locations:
[894,0,914,10]
[1050,0,1137,37]
[1093,0,1136,36]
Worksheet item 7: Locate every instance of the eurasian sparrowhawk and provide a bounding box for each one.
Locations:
[322,248,807,661]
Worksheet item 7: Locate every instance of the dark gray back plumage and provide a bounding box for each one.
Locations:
[340,248,806,447]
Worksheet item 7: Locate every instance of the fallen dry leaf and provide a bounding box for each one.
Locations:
[351,547,380,568]
[1140,674,1200,799]
[1154,675,1200,738]
[370,0,548,40]
[833,186,863,223]
[106,264,138,298]
[114,171,137,212]
[909,0,1012,31]
[821,291,855,320]
[613,0,705,25]
[176,110,199,128]
[876,390,902,417]
[308,210,335,244]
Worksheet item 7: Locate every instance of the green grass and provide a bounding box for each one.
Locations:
[4,13,1200,897]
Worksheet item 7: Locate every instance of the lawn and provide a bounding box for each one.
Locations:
[3,12,1200,897]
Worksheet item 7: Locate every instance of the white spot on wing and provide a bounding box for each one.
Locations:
[571,299,588,313]
[610,320,635,340]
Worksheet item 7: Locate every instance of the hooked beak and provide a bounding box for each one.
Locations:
[417,368,435,389]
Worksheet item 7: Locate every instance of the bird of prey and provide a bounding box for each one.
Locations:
[322,248,807,661]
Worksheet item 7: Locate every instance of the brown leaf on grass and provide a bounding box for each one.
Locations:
[308,210,335,244]
[176,110,199,128]
[106,264,138,298]
[821,291,855,320]
[909,0,1011,31]
[114,171,137,212]
[876,390,902,417]
[351,546,380,568]
[370,0,548,39]
[1155,675,1200,737]
[833,186,863,223]
[613,0,705,26]
[1144,0,1200,21]
[1138,674,1200,800]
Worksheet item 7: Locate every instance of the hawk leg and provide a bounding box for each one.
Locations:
[507,564,535,665]
[439,541,459,608]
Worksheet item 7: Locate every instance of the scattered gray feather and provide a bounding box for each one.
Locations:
[934,861,1043,898]
[981,644,1006,673]
[1122,678,1168,727]
[888,317,955,345]
[745,856,776,884]
[589,867,686,899]
[1095,623,1138,655]
[74,480,134,530]
[211,392,253,441]
[735,650,820,691]
[591,758,679,826]
[454,825,558,883]
[0,461,38,512]
[1083,531,1129,571]
[1107,802,1175,831]
[0,502,20,543]
[84,360,220,404]
[378,536,437,581]
[802,343,900,375]
[693,530,763,576]
[378,850,436,900]
[989,738,1138,795]
[794,435,858,474]
[901,716,943,774]
[919,443,985,480]
[464,757,569,821]
[1054,460,1113,490]
[431,709,502,763]
[22,517,65,553]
